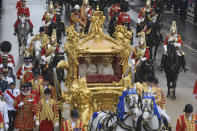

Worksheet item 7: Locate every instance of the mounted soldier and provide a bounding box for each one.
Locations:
[27,26,50,57]
[137,0,152,34]
[14,0,34,36]
[42,1,56,28]
[70,5,86,34]
[131,32,150,68]
[54,0,63,15]
[117,1,131,31]
[108,0,121,36]
[159,21,189,72]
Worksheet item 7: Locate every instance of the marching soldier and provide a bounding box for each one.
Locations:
[0,41,15,67]
[2,68,14,85]
[160,21,189,72]
[42,76,57,100]
[61,109,85,131]
[70,5,86,28]
[176,104,197,130]
[0,56,16,82]
[117,1,131,31]
[4,80,20,131]
[16,54,33,80]
[131,32,150,67]
[14,83,38,131]
[36,88,59,131]
[13,0,34,36]
[0,71,9,92]
[0,91,9,131]
[27,68,44,102]
[42,1,56,27]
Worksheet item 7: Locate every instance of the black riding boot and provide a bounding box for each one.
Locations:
[180,55,189,72]
[168,127,172,131]
[159,54,166,72]
[30,28,34,36]
[13,27,17,36]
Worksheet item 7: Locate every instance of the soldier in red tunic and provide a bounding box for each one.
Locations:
[176,104,197,131]
[137,0,152,34]
[14,0,34,36]
[14,83,38,131]
[17,55,33,80]
[159,21,189,72]
[16,0,22,9]
[131,32,150,67]
[0,41,15,67]
[117,1,131,31]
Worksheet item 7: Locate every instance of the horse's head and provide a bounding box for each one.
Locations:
[34,40,42,58]
[167,42,177,64]
[141,59,154,73]
[141,93,158,122]
[118,88,141,119]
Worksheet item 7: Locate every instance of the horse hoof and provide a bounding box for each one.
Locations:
[167,94,170,98]
[172,95,176,100]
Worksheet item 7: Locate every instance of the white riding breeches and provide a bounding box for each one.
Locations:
[157,106,171,123]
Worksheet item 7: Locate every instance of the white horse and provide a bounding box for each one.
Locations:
[17,15,30,56]
[33,40,42,63]
[136,93,169,131]
[88,88,141,131]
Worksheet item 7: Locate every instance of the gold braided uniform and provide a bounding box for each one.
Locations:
[135,82,166,109]
[27,34,50,56]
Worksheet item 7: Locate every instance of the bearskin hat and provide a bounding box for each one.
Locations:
[113,0,120,4]
[120,1,129,12]
[0,41,12,52]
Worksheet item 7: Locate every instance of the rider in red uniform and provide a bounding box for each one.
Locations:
[14,0,34,36]
[117,1,131,31]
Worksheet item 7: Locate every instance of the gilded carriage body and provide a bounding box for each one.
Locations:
[58,7,134,127]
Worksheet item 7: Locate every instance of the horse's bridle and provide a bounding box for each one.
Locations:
[141,97,165,131]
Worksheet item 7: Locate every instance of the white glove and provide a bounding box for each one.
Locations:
[46,22,51,27]
[36,121,39,126]
[46,56,52,63]
[141,57,147,61]
[131,59,135,65]
[20,75,23,79]
[5,123,9,130]
[34,116,36,120]
[18,102,24,107]
[174,42,181,48]
[54,122,59,127]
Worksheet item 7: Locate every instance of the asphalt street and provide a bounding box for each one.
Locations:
[0,0,197,130]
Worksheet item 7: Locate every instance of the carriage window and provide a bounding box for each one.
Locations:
[78,56,122,83]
